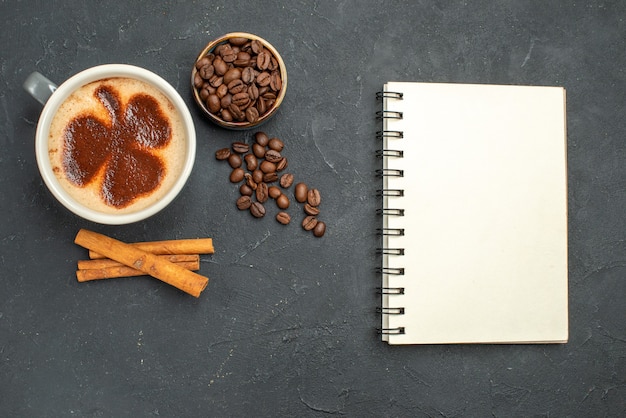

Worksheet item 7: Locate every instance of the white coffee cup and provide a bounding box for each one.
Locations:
[23,64,196,225]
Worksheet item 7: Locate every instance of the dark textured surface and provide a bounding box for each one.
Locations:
[1,1,625,416]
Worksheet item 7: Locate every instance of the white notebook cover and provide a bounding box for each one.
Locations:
[380,82,568,345]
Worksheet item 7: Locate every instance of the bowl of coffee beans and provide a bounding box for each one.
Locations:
[191,32,287,129]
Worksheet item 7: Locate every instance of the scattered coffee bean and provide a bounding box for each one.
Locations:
[302,215,318,231]
[260,160,276,174]
[244,172,257,190]
[262,172,278,183]
[304,203,320,216]
[240,183,253,196]
[264,149,282,163]
[244,154,258,171]
[276,211,291,225]
[256,182,269,203]
[216,132,327,237]
[215,148,231,160]
[307,188,321,207]
[313,221,326,237]
[276,193,290,209]
[236,195,252,210]
[252,143,266,158]
[232,142,249,153]
[279,173,294,188]
[276,157,288,172]
[228,153,242,169]
[252,169,264,184]
[250,201,266,218]
[230,167,245,183]
[294,183,308,203]
[268,137,284,152]
[255,131,269,146]
[268,186,282,199]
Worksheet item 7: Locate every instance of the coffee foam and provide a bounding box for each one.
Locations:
[48,77,187,214]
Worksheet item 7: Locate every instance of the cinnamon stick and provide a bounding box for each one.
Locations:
[88,238,214,259]
[77,259,200,282]
[74,229,209,297]
[78,254,199,270]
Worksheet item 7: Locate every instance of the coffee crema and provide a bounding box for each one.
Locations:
[48,77,187,214]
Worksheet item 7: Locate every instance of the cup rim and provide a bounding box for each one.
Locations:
[191,32,288,130]
[35,64,196,225]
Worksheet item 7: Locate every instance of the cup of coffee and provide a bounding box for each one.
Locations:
[24,64,196,225]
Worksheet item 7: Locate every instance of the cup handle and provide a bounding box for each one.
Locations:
[23,72,58,105]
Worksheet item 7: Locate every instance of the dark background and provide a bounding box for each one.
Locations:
[1,1,625,416]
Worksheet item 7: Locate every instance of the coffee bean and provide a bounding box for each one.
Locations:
[256,182,269,203]
[276,193,290,209]
[244,153,258,171]
[307,188,321,207]
[256,51,271,70]
[232,142,249,153]
[220,94,232,108]
[215,148,231,160]
[268,137,284,151]
[230,168,245,183]
[228,153,242,169]
[313,221,326,237]
[228,79,246,95]
[276,211,291,225]
[304,203,320,216]
[244,172,257,190]
[294,182,308,203]
[236,195,252,210]
[245,106,259,123]
[196,56,212,70]
[302,215,318,231]
[207,94,221,113]
[264,149,282,163]
[275,157,288,172]
[252,169,264,184]
[240,183,253,196]
[229,103,245,120]
[235,51,251,67]
[198,64,215,80]
[260,160,276,174]
[268,186,281,199]
[213,56,228,76]
[223,68,241,85]
[250,201,266,218]
[255,131,270,146]
[252,143,266,158]
[279,173,294,188]
[262,172,278,183]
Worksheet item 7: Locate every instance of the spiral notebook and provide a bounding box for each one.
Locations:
[377,81,568,345]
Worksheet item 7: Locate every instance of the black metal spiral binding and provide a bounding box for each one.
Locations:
[377,267,405,275]
[375,168,404,178]
[377,227,404,236]
[376,130,404,139]
[377,327,406,335]
[376,89,406,338]
[376,149,404,158]
[376,286,405,295]
[377,307,405,315]
[376,91,404,100]
[376,208,404,216]
[376,248,404,256]
[376,110,403,120]
[376,189,404,197]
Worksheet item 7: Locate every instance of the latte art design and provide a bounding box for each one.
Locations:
[48,77,187,215]
[63,84,172,208]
